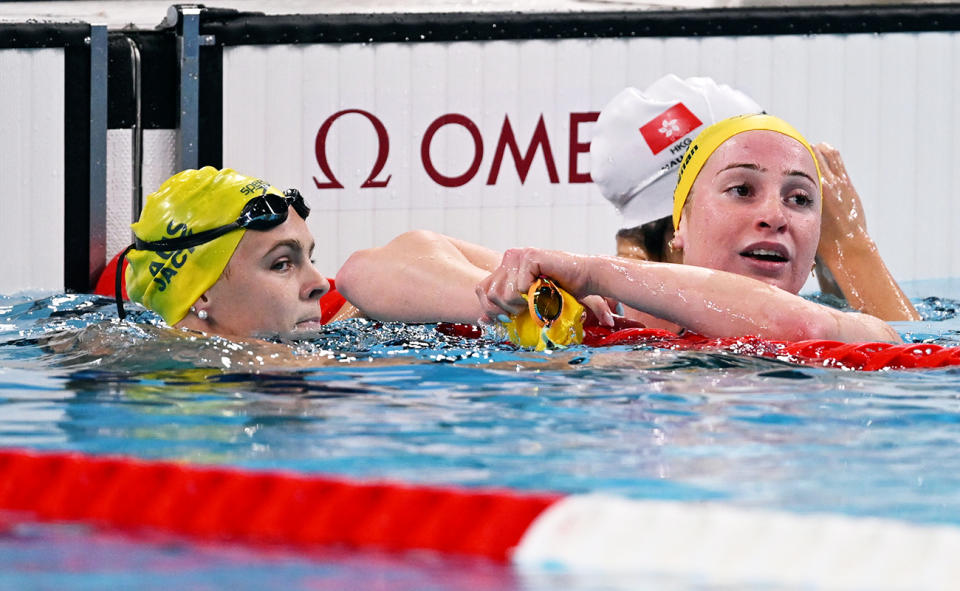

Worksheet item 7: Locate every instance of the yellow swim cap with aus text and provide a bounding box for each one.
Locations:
[125,167,285,326]
[672,114,822,230]
[503,278,585,351]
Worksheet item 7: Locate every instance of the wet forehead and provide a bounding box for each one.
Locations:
[705,130,816,177]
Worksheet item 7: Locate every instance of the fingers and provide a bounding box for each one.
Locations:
[475,247,596,326]
[813,144,836,187]
[813,142,850,182]
[474,249,538,323]
[474,276,523,324]
[823,144,849,180]
[581,295,614,327]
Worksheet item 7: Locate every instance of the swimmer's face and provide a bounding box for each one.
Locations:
[199,208,330,337]
[673,130,820,294]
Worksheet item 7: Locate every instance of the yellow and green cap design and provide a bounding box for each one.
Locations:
[125,167,284,326]
[672,114,822,230]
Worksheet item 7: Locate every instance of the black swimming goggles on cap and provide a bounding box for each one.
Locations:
[133,189,309,252]
[115,189,309,320]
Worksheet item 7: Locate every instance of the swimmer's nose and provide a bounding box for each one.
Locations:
[756,193,788,233]
[302,263,331,301]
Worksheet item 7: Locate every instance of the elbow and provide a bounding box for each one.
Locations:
[776,313,839,343]
[874,319,903,344]
[335,249,374,305]
[778,310,902,344]
[336,230,439,299]
[387,229,446,251]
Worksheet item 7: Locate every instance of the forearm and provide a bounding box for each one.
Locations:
[336,230,497,323]
[817,235,920,321]
[585,257,900,343]
[813,143,920,322]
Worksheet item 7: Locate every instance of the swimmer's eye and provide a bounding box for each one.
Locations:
[271,259,292,272]
[788,193,814,208]
[727,184,750,198]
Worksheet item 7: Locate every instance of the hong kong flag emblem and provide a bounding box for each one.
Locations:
[639,103,703,155]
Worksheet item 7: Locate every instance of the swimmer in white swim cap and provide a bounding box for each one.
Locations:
[590,74,918,321]
[591,74,763,264]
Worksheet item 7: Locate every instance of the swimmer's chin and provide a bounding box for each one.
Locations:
[241,319,324,341]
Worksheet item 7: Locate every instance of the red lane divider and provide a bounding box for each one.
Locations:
[0,449,560,561]
[580,327,960,370]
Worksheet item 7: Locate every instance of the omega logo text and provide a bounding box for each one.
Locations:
[312,110,600,189]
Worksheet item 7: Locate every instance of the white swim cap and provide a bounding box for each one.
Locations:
[591,74,763,229]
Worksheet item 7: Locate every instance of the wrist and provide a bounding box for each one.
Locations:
[817,230,877,265]
[588,255,624,298]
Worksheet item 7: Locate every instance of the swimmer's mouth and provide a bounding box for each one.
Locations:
[740,247,789,263]
[295,317,323,329]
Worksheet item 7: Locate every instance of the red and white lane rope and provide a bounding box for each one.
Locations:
[516,494,960,590]
[0,449,556,561]
[1,449,958,589]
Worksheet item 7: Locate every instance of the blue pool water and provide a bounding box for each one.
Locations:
[2,288,960,589]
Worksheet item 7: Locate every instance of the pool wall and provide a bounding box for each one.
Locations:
[3,4,960,292]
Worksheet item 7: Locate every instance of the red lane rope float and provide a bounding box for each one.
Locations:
[433,323,960,370]
[581,327,960,370]
[0,449,559,560]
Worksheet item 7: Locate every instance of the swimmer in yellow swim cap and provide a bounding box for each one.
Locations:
[465,114,902,344]
[120,167,334,337]
[668,113,821,295]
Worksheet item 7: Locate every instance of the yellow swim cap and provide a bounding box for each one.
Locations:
[504,278,585,351]
[125,167,285,326]
[672,114,822,230]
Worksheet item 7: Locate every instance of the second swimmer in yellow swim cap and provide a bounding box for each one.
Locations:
[120,167,336,337]
[503,276,585,351]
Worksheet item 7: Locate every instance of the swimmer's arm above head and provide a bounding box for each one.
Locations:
[813,143,920,322]
[477,248,902,344]
[336,230,501,324]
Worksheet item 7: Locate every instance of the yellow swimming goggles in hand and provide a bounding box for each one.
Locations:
[503,277,585,351]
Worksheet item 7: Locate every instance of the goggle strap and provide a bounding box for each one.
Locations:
[115,243,136,321]
[134,223,240,252]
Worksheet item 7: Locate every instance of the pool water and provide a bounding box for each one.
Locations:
[2,289,960,589]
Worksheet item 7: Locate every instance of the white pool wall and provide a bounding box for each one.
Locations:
[217,31,960,284]
[2,5,959,292]
[0,49,64,293]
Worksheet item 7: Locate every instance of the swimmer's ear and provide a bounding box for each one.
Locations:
[671,216,688,253]
[176,294,212,331]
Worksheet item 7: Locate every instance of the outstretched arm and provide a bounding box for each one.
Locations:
[336,230,500,323]
[477,248,902,343]
[814,144,920,321]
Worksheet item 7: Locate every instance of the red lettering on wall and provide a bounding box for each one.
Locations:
[421,114,484,188]
[486,115,560,186]
[314,109,392,190]
[569,111,599,184]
